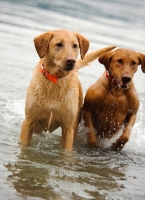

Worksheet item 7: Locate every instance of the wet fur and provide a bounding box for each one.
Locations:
[83,48,145,151]
[20,29,115,151]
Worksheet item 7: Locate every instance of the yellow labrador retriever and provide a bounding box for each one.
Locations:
[83,48,145,151]
[20,29,115,151]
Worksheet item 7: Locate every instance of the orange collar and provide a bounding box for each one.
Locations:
[106,71,118,86]
[40,64,58,83]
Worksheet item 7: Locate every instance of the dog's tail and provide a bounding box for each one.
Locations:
[76,46,116,69]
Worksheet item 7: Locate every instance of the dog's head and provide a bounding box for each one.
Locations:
[98,48,145,89]
[34,30,89,74]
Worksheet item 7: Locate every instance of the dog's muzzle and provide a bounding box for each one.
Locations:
[64,57,76,71]
[121,75,131,89]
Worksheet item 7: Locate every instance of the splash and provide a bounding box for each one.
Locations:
[4,99,25,122]
[3,99,145,155]
[76,118,145,155]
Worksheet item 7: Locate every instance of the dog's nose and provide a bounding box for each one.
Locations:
[66,58,76,65]
[122,76,131,83]
[64,57,76,71]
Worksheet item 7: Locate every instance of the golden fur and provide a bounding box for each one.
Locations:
[20,29,115,151]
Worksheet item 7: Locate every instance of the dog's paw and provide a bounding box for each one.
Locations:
[88,142,97,147]
[88,138,97,147]
[111,141,124,151]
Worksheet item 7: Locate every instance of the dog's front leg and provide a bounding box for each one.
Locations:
[20,119,35,145]
[83,109,97,147]
[61,127,75,151]
[111,114,136,151]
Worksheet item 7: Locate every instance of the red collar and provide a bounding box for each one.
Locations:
[106,71,118,86]
[40,64,58,83]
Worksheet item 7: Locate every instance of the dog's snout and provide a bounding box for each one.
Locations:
[66,58,76,65]
[64,57,76,71]
[122,76,131,83]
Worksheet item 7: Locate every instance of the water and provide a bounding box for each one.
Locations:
[0,0,145,199]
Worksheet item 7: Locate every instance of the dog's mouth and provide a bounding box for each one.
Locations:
[121,83,128,89]
[64,64,75,71]
[120,76,131,89]
[118,80,130,89]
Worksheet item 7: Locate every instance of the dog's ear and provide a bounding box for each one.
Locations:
[137,52,145,73]
[76,33,89,59]
[34,31,53,58]
[98,51,114,70]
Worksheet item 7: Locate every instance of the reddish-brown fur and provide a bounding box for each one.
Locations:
[83,48,145,151]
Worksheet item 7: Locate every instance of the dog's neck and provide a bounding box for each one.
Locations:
[106,71,118,86]
[41,63,58,83]
[40,63,71,83]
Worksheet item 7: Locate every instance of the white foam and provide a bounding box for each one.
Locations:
[76,119,145,155]
[4,99,145,155]
[2,100,25,126]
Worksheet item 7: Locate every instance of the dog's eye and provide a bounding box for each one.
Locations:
[131,61,136,66]
[117,59,123,64]
[56,43,63,47]
[73,44,77,48]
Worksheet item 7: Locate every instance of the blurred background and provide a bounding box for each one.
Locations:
[0,0,145,199]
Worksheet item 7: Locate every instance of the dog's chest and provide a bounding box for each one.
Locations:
[99,93,128,114]
[42,85,79,113]
[95,94,129,136]
[31,73,81,117]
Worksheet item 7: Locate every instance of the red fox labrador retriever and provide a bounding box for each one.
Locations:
[83,48,145,151]
[20,29,115,151]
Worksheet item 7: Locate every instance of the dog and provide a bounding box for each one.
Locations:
[20,29,115,151]
[83,48,145,151]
